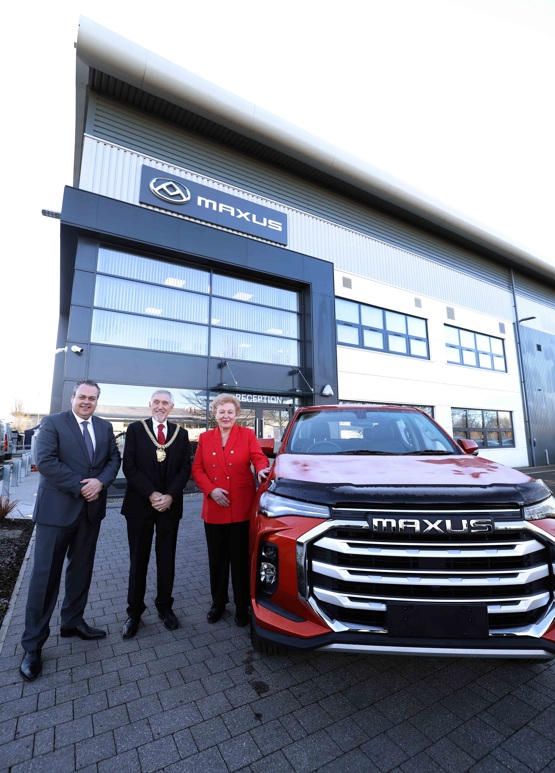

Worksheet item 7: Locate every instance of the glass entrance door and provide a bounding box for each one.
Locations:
[237,402,295,446]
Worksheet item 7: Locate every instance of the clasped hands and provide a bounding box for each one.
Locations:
[149,491,174,512]
[80,478,103,501]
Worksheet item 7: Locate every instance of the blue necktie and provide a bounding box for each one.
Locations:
[82,421,94,461]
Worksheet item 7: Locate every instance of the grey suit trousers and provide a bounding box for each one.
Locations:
[21,504,101,651]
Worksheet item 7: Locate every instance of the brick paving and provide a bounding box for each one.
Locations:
[2,469,555,771]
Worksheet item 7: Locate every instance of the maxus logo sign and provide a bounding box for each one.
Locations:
[139,165,288,245]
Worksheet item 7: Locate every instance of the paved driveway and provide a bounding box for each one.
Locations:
[2,485,555,771]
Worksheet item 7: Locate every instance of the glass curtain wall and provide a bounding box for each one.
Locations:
[92,248,300,366]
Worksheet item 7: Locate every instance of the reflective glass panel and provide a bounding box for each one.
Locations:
[478,352,492,368]
[484,410,499,427]
[360,305,383,328]
[445,326,460,345]
[460,330,475,348]
[94,276,209,323]
[407,317,427,337]
[467,410,483,428]
[211,297,298,337]
[486,432,501,446]
[475,334,491,352]
[498,412,512,428]
[410,338,428,357]
[446,346,461,364]
[91,310,207,355]
[491,338,504,355]
[388,333,408,353]
[213,274,297,310]
[211,328,298,366]
[385,311,406,334]
[470,430,485,446]
[462,349,477,366]
[363,329,384,349]
[451,408,467,429]
[338,324,360,345]
[336,298,359,324]
[98,248,210,293]
[501,431,514,446]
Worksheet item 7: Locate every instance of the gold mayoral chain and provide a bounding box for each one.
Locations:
[141,420,181,462]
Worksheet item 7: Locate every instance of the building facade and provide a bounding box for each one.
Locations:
[52,17,555,466]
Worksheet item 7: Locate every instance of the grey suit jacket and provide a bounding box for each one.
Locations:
[33,410,121,527]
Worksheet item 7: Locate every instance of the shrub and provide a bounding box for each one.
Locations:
[0,495,20,521]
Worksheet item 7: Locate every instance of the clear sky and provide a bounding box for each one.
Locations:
[2,0,554,419]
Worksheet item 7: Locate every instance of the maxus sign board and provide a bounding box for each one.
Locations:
[139,165,288,245]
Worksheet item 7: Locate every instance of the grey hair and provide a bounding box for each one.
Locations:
[150,389,174,403]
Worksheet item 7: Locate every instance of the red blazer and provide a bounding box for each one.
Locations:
[192,424,268,524]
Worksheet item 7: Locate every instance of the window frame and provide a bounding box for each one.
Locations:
[445,325,506,372]
[451,407,515,449]
[336,298,429,360]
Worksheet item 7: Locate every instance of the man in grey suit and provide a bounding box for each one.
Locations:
[19,380,121,681]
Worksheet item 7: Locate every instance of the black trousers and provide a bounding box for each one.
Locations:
[125,512,180,618]
[204,520,250,611]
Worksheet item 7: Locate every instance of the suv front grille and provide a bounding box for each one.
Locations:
[304,512,554,634]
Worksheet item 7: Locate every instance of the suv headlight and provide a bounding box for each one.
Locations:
[524,493,555,521]
[258,491,330,519]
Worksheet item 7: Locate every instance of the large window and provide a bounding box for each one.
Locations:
[336,299,429,359]
[91,248,300,366]
[445,326,506,371]
[451,408,514,448]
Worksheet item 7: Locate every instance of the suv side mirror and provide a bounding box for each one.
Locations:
[458,438,479,455]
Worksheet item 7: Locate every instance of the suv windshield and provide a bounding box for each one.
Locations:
[286,408,460,455]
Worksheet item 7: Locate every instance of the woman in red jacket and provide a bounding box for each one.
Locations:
[192,394,270,627]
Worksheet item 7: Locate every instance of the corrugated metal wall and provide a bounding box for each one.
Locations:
[83,95,555,326]
[89,97,512,282]
[80,135,514,320]
[520,326,555,465]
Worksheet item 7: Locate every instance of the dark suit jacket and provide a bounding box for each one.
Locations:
[33,410,121,527]
[121,419,191,519]
[192,424,268,525]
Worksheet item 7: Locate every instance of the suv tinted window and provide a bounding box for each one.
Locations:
[286,409,459,455]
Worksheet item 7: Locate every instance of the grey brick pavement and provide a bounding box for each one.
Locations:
[2,471,555,771]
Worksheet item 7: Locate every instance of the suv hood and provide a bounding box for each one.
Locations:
[271,453,547,508]
[275,453,530,487]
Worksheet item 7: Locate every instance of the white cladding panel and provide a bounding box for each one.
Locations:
[335,273,528,467]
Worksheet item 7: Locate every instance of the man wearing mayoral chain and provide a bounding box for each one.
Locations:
[120,390,191,638]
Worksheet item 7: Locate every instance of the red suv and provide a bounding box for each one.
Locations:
[250,405,555,659]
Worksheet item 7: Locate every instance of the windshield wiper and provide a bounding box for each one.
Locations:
[335,450,398,455]
[406,449,455,455]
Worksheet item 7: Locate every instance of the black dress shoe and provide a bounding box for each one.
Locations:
[235,608,250,628]
[158,609,180,630]
[207,605,225,623]
[122,617,140,639]
[20,650,42,681]
[60,621,107,640]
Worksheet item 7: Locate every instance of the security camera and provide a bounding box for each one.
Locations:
[71,345,84,354]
